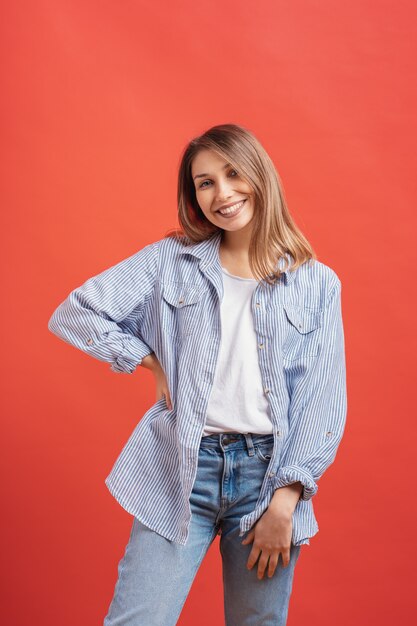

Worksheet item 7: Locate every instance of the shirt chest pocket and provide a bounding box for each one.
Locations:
[160,283,205,338]
[282,304,323,361]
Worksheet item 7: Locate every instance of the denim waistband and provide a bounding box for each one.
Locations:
[200,432,275,453]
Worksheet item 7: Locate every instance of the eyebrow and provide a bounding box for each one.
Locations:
[193,162,231,181]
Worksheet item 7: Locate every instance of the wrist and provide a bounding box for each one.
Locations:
[269,482,303,515]
[140,353,157,370]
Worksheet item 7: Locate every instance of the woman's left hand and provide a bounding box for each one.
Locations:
[241,508,293,579]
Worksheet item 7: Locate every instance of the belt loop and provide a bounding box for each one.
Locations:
[243,433,255,457]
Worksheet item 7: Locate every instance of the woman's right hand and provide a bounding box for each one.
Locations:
[140,353,173,410]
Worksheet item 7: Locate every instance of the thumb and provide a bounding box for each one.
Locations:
[241,529,255,544]
[164,391,173,410]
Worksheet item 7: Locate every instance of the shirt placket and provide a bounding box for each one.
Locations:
[251,284,285,490]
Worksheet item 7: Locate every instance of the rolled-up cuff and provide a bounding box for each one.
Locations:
[110,336,153,374]
[273,465,318,501]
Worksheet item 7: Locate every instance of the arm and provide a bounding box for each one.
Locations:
[47,241,158,374]
[273,277,348,501]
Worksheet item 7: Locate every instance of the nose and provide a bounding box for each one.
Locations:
[215,178,234,202]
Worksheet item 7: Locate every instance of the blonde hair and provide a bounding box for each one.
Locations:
[165,123,317,284]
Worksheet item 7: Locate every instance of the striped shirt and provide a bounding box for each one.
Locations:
[47,229,348,546]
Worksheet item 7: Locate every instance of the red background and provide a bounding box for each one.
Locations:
[2,1,416,624]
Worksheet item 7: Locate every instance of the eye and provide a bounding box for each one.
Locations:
[198,169,239,189]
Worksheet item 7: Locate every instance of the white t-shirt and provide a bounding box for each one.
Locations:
[202,266,273,436]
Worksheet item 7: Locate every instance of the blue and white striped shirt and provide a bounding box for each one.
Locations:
[48,229,347,546]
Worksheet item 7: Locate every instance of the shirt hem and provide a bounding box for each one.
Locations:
[104,476,188,546]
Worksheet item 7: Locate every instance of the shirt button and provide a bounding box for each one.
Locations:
[264,387,270,394]
[269,471,276,477]
[298,323,303,329]
[86,338,94,346]
[258,343,264,349]
[255,302,261,307]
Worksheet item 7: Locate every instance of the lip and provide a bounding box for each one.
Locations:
[216,198,247,213]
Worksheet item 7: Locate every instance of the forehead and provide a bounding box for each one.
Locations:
[191,149,230,175]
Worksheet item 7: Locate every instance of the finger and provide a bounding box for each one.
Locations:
[163,391,172,410]
[257,553,270,580]
[281,547,291,568]
[246,546,261,570]
[241,529,255,545]
[267,553,279,578]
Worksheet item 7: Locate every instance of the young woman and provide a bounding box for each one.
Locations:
[48,123,347,626]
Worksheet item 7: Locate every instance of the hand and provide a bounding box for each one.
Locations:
[241,508,293,580]
[140,354,173,410]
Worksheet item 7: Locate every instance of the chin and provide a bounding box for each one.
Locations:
[223,221,252,232]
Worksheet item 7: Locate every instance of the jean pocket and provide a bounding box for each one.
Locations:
[255,443,274,463]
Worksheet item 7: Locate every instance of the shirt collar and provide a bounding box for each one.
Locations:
[178,230,297,285]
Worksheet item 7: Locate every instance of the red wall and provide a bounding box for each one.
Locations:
[1,1,416,624]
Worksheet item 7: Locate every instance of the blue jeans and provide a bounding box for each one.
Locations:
[103,432,302,626]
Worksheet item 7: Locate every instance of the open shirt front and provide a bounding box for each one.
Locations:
[48,230,348,546]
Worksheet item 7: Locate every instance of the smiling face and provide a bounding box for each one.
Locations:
[191,149,255,233]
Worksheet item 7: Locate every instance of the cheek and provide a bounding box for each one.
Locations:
[195,191,206,208]
[239,179,254,193]
[243,196,255,216]
[196,195,213,217]
[197,203,211,219]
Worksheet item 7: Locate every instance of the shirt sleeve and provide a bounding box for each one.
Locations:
[273,277,348,501]
[47,241,158,374]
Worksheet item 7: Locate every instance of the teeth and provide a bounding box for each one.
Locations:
[218,200,245,215]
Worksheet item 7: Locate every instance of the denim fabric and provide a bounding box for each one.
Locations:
[104,432,302,626]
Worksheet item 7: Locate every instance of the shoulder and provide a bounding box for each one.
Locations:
[147,234,191,254]
[299,258,341,288]
[135,234,200,283]
[290,258,342,309]
[158,234,191,251]
[128,234,189,263]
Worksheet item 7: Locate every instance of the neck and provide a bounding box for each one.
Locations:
[220,224,253,256]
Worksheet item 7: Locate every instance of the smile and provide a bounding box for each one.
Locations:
[216,199,247,217]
